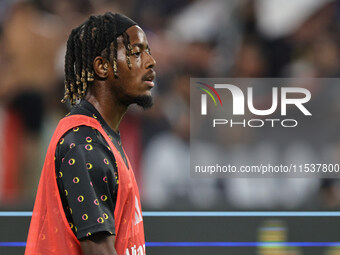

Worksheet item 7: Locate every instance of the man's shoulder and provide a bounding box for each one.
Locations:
[58,104,103,144]
[62,125,99,143]
[56,124,109,158]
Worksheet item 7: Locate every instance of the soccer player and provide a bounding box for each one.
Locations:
[25,12,156,255]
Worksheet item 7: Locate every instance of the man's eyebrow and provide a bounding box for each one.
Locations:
[131,43,149,49]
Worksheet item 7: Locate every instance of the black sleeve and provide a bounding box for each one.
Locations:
[58,142,118,239]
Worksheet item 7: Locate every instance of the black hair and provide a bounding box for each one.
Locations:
[62,12,133,105]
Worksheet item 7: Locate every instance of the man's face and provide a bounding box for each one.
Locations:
[110,25,156,109]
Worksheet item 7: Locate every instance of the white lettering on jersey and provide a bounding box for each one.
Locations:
[134,195,143,225]
[137,245,144,255]
[131,245,136,255]
[126,244,146,255]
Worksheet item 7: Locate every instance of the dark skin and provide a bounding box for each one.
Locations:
[80,25,156,254]
[85,25,156,132]
[80,233,117,255]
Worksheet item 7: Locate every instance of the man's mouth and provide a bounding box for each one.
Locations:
[142,71,156,87]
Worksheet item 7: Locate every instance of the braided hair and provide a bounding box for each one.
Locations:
[62,12,133,105]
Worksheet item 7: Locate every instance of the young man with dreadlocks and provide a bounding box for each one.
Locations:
[25,12,156,255]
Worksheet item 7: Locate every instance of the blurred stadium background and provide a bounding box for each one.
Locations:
[0,0,340,254]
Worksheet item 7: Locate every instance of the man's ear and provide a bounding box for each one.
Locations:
[93,56,109,79]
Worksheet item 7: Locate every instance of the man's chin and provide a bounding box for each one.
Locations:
[134,95,153,110]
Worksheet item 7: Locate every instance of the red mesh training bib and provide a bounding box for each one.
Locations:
[25,115,145,255]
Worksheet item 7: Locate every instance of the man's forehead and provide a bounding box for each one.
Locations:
[116,25,148,49]
[126,26,148,46]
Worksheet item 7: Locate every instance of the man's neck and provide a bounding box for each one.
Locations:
[85,93,127,133]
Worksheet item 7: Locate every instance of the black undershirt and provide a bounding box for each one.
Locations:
[55,100,128,239]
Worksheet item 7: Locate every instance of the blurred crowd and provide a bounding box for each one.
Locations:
[1,0,340,210]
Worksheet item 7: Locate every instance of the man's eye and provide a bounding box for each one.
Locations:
[146,48,151,55]
[132,51,142,57]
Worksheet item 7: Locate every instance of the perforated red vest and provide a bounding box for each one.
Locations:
[25,115,146,255]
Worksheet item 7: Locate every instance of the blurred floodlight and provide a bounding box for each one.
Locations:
[256,0,332,38]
